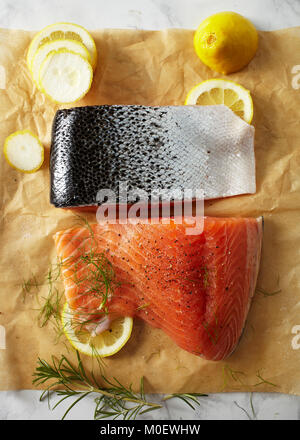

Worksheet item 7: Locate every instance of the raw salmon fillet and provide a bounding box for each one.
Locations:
[54,217,263,361]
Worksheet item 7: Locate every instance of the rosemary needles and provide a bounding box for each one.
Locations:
[33,351,162,420]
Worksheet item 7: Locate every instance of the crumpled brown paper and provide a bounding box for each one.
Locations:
[0,27,300,395]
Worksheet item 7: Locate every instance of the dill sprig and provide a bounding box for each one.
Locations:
[38,265,64,328]
[221,364,278,392]
[78,251,120,312]
[255,286,281,297]
[256,274,281,297]
[234,393,256,420]
[253,370,278,388]
[202,310,219,345]
[33,351,162,420]
[22,260,64,330]
[38,287,63,329]
[163,393,207,410]
[220,364,246,391]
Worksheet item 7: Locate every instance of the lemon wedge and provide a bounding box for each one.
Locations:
[27,22,97,70]
[3,130,44,173]
[31,39,91,87]
[61,302,133,357]
[38,49,93,104]
[185,79,253,123]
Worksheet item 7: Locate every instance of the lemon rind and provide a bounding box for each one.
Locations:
[3,130,44,173]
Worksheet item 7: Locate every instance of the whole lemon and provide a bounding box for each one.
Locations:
[194,11,258,74]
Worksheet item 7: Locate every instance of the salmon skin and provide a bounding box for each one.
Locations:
[54,216,263,361]
[50,105,255,208]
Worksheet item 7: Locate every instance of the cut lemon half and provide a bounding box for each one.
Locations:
[61,302,133,357]
[3,130,44,173]
[39,49,93,104]
[185,79,253,123]
[31,39,91,87]
[27,22,97,70]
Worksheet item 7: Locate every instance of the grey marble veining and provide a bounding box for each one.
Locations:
[0,0,300,421]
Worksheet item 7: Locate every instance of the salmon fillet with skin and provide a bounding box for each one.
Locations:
[54,217,263,361]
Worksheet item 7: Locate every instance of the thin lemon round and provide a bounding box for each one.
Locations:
[3,130,44,173]
[61,302,133,357]
[31,39,91,87]
[38,49,93,104]
[194,12,258,74]
[185,79,253,123]
[27,22,97,70]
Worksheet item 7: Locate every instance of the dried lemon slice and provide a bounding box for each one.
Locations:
[38,49,93,104]
[61,302,133,357]
[185,79,253,123]
[31,39,91,87]
[3,130,44,173]
[27,22,97,70]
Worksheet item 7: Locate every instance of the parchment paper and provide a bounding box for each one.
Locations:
[0,27,300,394]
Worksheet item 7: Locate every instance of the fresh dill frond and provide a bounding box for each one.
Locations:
[22,275,40,294]
[38,287,63,328]
[255,286,281,297]
[253,370,279,388]
[22,259,64,331]
[234,400,252,420]
[220,364,246,391]
[202,266,209,288]
[234,393,256,420]
[250,392,256,419]
[202,320,219,345]
[136,303,150,311]
[78,251,120,311]
[33,351,162,420]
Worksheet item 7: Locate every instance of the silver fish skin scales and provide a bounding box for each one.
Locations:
[50,105,256,208]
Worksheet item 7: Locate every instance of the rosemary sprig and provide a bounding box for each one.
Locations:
[33,351,162,420]
[94,376,161,420]
[163,393,207,410]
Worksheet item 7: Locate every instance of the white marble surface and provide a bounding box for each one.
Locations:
[0,0,300,421]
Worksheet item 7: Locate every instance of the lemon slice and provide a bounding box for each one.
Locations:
[39,49,93,104]
[3,130,44,173]
[185,79,253,123]
[27,22,97,70]
[31,39,91,87]
[61,302,133,357]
